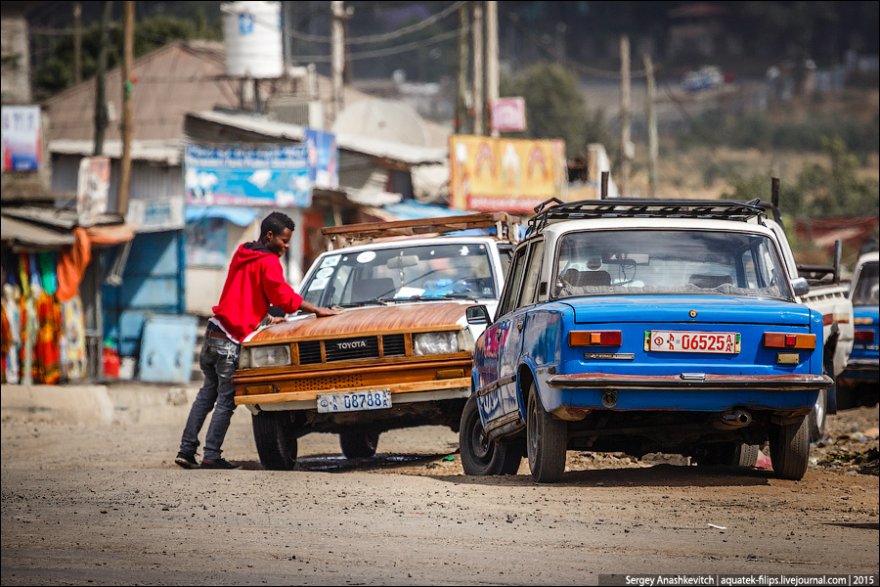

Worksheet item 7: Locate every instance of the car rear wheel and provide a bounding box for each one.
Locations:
[339,431,380,459]
[459,395,522,475]
[252,411,298,470]
[526,383,567,483]
[769,415,810,480]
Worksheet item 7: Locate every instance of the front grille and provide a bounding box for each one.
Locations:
[298,341,322,364]
[382,334,406,356]
[325,336,379,362]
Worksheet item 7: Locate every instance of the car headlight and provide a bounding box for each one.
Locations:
[413,330,473,356]
[249,344,291,368]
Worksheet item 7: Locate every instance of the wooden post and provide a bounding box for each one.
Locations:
[93,1,112,156]
[473,1,484,136]
[486,1,499,138]
[643,53,658,198]
[455,5,469,134]
[118,1,135,217]
[619,35,631,197]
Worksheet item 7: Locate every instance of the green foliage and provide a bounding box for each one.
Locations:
[33,13,221,100]
[500,62,610,158]
[676,109,880,159]
[722,138,879,218]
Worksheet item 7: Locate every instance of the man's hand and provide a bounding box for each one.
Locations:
[299,300,341,318]
[269,316,287,325]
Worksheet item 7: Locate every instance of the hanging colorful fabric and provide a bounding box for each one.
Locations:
[36,289,62,384]
[38,251,58,296]
[60,294,87,382]
[2,284,21,384]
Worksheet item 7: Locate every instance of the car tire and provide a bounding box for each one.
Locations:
[769,415,810,480]
[694,443,758,467]
[252,411,297,470]
[459,395,521,475]
[526,383,567,483]
[808,388,828,443]
[339,431,380,459]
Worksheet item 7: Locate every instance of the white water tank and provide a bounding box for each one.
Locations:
[222,1,283,78]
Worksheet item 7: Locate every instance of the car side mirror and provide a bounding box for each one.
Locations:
[466,304,492,326]
[791,277,810,297]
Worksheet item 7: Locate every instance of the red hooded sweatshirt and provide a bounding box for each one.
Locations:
[211,242,303,343]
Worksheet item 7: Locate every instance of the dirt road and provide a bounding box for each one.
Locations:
[2,385,878,585]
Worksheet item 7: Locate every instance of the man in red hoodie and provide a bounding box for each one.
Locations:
[175,211,339,470]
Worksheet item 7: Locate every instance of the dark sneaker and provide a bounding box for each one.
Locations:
[174,452,199,469]
[200,458,240,470]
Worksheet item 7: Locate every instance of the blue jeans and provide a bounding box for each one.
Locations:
[179,335,240,461]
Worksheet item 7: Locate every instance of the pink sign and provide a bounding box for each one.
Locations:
[490,97,527,133]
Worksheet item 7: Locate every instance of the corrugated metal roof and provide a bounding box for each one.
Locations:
[1,215,75,248]
[188,110,447,165]
[50,139,182,165]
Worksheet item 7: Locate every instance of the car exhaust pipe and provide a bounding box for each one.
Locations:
[715,409,752,430]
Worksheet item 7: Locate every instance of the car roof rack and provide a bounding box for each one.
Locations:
[525,198,766,236]
[322,212,517,249]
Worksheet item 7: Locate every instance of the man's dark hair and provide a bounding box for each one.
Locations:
[260,211,296,239]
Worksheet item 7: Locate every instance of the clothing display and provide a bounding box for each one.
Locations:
[1,250,87,384]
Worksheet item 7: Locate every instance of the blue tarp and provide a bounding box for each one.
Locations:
[185,205,260,227]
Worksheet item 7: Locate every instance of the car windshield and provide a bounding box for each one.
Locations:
[302,242,497,307]
[552,229,792,300]
[851,261,879,306]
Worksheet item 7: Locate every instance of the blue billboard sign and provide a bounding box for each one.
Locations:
[184,144,312,208]
[305,129,339,190]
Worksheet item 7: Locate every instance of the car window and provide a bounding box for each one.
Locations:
[497,245,528,317]
[852,261,879,306]
[552,229,793,300]
[519,239,545,308]
[302,242,498,307]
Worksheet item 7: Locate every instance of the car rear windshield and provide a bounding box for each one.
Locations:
[302,242,497,307]
[851,261,879,306]
[552,229,793,300]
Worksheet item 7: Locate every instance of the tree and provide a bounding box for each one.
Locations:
[500,62,609,158]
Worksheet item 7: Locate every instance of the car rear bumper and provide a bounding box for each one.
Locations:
[544,372,831,413]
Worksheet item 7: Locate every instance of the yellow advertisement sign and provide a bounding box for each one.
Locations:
[449,135,566,213]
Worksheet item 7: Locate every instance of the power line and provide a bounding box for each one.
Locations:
[288,1,464,45]
[295,29,459,63]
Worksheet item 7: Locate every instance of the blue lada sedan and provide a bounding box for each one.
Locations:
[460,200,832,482]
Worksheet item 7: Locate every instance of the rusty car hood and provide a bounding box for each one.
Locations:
[246,302,469,344]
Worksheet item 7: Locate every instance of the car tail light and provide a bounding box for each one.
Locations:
[570,330,622,346]
[763,332,816,350]
[854,329,875,344]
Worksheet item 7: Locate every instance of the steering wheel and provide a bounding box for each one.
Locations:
[453,279,479,295]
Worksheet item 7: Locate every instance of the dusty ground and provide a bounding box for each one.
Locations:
[2,385,878,585]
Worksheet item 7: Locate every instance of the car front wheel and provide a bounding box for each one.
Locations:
[526,383,567,483]
[252,411,298,470]
[459,395,521,475]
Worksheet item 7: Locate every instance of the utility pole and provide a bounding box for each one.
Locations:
[472,1,484,136]
[619,35,631,197]
[331,1,346,124]
[486,1,499,138]
[455,5,469,134]
[643,53,658,198]
[73,2,82,84]
[119,1,135,217]
[93,0,112,156]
